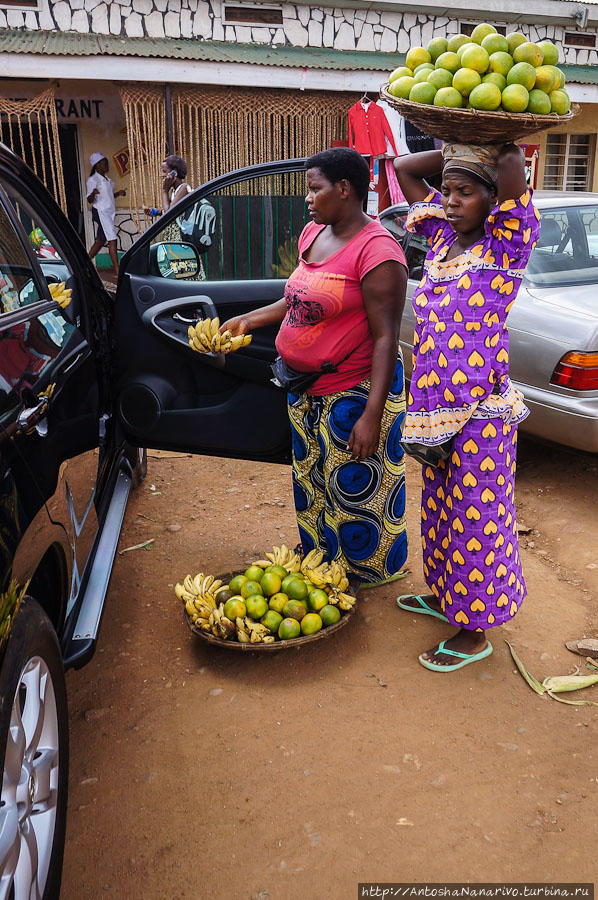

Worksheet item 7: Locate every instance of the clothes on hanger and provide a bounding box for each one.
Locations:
[348,99,397,159]
[377,100,410,156]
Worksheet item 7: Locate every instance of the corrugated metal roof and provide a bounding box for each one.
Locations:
[0,28,400,70]
[0,28,596,82]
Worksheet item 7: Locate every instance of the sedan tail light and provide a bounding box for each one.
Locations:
[550,351,598,390]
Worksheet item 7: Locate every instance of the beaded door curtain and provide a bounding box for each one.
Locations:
[0,87,66,213]
[119,83,353,229]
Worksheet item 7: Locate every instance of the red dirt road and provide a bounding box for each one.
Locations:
[61,439,597,899]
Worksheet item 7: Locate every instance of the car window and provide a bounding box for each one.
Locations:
[526,205,598,286]
[379,206,427,281]
[152,171,309,281]
[0,195,76,417]
[0,201,43,312]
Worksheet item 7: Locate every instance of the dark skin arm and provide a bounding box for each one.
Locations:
[496,143,527,203]
[220,299,287,336]
[349,259,406,461]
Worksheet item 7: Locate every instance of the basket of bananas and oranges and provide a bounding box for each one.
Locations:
[175,546,357,651]
[188,317,252,355]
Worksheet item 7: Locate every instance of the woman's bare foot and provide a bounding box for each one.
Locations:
[420,628,488,667]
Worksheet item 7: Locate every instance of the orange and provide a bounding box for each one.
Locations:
[409,82,436,105]
[471,23,496,45]
[265,564,288,579]
[501,84,529,112]
[434,51,460,74]
[538,41,559,66]
[389,65,413,82]
[228,574,247,594]
[534,66,557,93]
[307,589,330,612]
[527,89,551,114]
[452,67,481,97]
[240,579,263,599]
[224,596,246,620]
[406,47,431,70]
[460,45,490,74]
[481,33,509,56]
[434,87,463,108]
[426,37,448,62]
[507,62,536,91]
[278,617,301,640]
[301,613,323,635]
[282,599,307,621]
[469,82,501,110]
[244,565,264,582]
[483,72,507,92]
[281,574,300,593]
[427,68,454,90]
[549,89,571,114]
[320,604,341,626]
[245,594,269,620]
[269,592,289,614]
[285,578,309,602]
[506,32,527,56]
[513,42,544,68]
[261,609,283,633]
[260,572,282,596]
[488,52,514,77]
[447,34,470,54]
[388,76,415,100]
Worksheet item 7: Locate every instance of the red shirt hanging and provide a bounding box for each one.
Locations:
[348,100,397,157]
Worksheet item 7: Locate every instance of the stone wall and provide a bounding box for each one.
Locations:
[1,0,597,65]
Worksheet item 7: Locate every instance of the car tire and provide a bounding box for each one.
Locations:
[0,597,69,900]
[131,446,148,488]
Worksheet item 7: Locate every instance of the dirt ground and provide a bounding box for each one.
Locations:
[60,436,597,899]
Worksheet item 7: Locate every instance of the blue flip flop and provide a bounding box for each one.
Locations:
[418,639,493,672]
[396,594,449,623]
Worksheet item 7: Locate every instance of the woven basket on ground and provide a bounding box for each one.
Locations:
[380,82,578,144]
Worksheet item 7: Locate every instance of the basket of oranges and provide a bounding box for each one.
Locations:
[175,546,357,652]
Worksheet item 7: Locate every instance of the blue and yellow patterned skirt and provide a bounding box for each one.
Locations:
[287,357,408,584]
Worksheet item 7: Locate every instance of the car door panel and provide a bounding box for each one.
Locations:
[116,160,310,463]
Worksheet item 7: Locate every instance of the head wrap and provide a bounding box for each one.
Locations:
[89,151,106,168]
[442,142,500,191]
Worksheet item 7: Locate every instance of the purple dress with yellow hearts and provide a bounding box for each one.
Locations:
[403,188,540,631]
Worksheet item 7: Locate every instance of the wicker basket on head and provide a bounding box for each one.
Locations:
[379,82,578,144]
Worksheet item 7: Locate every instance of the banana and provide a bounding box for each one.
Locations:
[262,634,275,643]
[211,332,221,353]
[250,630,263,643]
[184,575,199,596]
[301,549,324,572]
[253,559,272,569]
[175,583,186,601]
[215,584,230,596]
[210,317,220,338]
[237,629,250,643]
[229,335,245,351]
[185,599,196,617]
[198,330,212,351]
[190,333,207,354]
[200,319,212,341]
[242,334,252,347]
[286,552,301,573]
[265,551,276,564]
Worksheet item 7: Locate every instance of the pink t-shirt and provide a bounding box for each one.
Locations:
[275,219,407,395]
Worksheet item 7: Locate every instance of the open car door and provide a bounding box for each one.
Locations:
[115,159,309,463]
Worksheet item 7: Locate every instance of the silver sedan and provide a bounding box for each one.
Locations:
[380,191,598,454]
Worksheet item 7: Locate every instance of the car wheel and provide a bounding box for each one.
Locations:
[131,446,148,488]
[0,598,68,900]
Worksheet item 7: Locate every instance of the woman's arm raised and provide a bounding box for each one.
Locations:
[394,150,443,204]
[496,143,528,204]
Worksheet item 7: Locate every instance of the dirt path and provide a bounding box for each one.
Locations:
[61,439,597,899]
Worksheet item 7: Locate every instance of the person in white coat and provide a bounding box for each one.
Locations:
[86,151,125,275]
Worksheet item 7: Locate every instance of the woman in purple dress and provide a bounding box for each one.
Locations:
[394,142,540,671]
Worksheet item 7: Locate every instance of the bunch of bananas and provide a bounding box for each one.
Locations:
[48,281,72,309]
[188,317,252,355]
[236,616,275,644]
[253,544,301,573]
[300,551,355,609]
[175,573,221,626]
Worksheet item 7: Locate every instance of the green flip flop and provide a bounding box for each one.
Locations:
[418,639,493,672]
[396,594,449,623]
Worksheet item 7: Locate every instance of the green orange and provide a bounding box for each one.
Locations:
[307,589,330,612]
[244,565,264,582]
[228,574,248,594]
[260,571,282,596]
[224,596,246,620]
[470,23,496,45]
[320,604,341,626]
[269,592,289,614]
[278,617,301,640]
[245,594,268,620]
[301,613,323,635]
[285,578,309,602]
[265,564,288,579]
[261,609,283,633]
[241,579,263,599]
[282,599,307,621]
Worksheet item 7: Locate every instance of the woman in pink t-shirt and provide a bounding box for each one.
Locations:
[221,148,408,586]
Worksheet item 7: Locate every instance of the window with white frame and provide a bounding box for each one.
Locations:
[0,0,39,7]
[544,133,595,192]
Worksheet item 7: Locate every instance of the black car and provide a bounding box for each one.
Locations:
[0,149,323,897]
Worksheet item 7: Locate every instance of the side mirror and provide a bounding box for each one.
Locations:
[150,242,201,280]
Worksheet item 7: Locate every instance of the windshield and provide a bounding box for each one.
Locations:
[525,205,598,286]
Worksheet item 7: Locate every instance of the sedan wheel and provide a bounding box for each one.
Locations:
[0,599,68,900]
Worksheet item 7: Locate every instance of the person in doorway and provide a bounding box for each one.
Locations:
[86,151,125,275]
[394,142,540,671]
[221,148,409,588]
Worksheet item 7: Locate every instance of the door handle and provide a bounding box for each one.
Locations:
[17,399,49,436]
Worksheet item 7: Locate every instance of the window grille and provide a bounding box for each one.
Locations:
[544,133,595,192]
